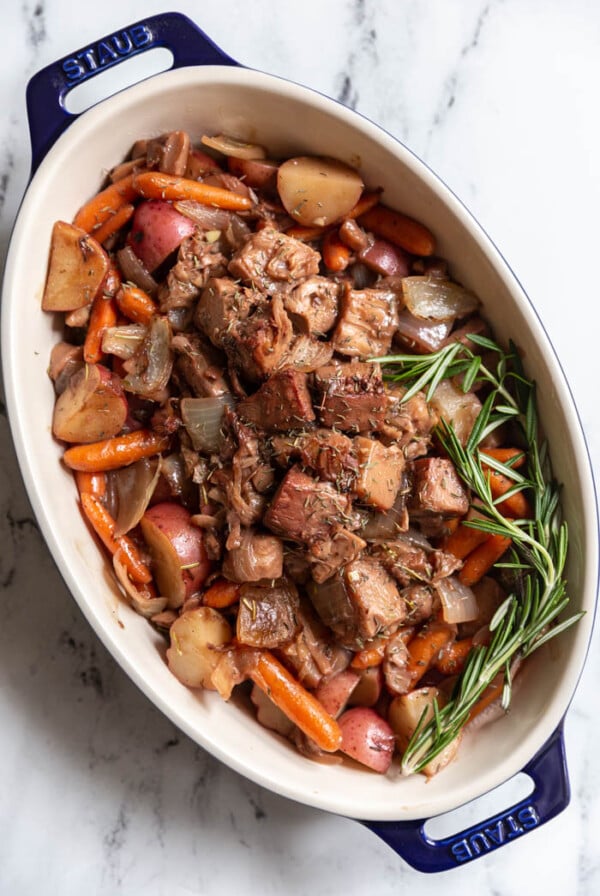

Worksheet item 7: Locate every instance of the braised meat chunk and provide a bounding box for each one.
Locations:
[222,528,284,582]
[353,437,405,511]
[272,428,358,490]
[410,457,469,518]
[332,284,400,358]
[308,559,405,647]
[195,277,259,348]
[284,276,340,335]
[378,384,438,459]
[313,361,387,432]
[264,465,358,544]
[159,231,227,311]
[223,295,293,382]
[236,368,315,431]
[236,578,299,648]
[228,227,320,293]
[171,332,230,397]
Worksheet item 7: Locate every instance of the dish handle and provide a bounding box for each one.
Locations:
[361,722,569,873]
[25,12,239,174]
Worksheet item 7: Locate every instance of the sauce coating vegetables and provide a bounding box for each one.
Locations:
[43,129,578,777]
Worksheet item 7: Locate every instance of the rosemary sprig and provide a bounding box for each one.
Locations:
[374,336,583,775]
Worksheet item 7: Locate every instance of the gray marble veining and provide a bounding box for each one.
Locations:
[1,1,599,893]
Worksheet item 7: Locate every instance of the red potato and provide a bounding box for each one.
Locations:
[227,156,279,191]
[314,669,360,718]
[185,148,223,180]
[338,707,395,773]
[388,686,461,777]
[52,363,127,443]
[347,666,383,707]
[277,156,364,227]
[167,606,232,689]
[140,502,211,608]
[127,200,196,272]
[42,221,108,311]
[359,238,411,277]
[250,684,295,736]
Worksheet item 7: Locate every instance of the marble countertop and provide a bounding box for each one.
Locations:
[1,1,599,892]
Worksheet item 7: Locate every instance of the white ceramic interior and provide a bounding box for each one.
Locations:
[2,65,597,822]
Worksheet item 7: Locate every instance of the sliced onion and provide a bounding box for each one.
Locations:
[395,308,453,353]
[361,490,408,540]
[101,324,147,359]
[435,576,479,624]
[113,550,167,618]
[429,379,482,446]
[402,276,480,321]
[116,246,158,297]
[113,457,161,536]
[123,317,173,397]
[174,200,234,231]
[181,394,234,452]
[160,453,188,496]
[201,133,267,160]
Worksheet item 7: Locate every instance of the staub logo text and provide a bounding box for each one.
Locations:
[450,805,540,863]
[62,24,154,83]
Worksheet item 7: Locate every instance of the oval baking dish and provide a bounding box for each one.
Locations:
[2,12,597,873]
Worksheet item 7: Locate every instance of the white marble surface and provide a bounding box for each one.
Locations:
[1,1,599,892]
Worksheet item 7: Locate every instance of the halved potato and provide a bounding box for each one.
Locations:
[52,362,127,443]
[277,156,363,227]
[167,606,232,689]
[42,221,109,311]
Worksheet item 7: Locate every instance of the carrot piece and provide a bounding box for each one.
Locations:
[83,292,118,364]
[347,190,382,219]
[132,171,253,211]
[74,470,106,498]
[80,492,151,584]
[322,229,352,272]
[285,224,329,241]
[203,578,241,609]
[250,651,342,752]
[359,204,435,256]
[468,676,505,723]
[435,637,474,676]
[443,520,489,561]
[405,624,454,688]
[487,471,532,519]
[63,430,170,472]
[90,202,135,245]
[459,534,512,587]
[480,448,526,469]
[73,174,138,234]
[351,640,387,670]
[116,283,158,325]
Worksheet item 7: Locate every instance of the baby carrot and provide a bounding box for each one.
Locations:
[405,624,454,688]
[346,190,382,219]
[80,492,151,584]
[443,520,489,561]
[73,174,138,234]
[91,202,135,245]
[480,447,526,469]
[250,651,342,752]
[116,283,158,325]
[488,472,532,519]
[459,534,512,587]
[285,224,328,241]
[63,430,170,472]
[322,229,351,272]
[435,637,474,675]
[132,171,253,211]
[468,676,505,723]
[83,292,118,364]
[350,640,387,670]
[202,578,241,609]
[74,470,107,498]
[359,204,435,256]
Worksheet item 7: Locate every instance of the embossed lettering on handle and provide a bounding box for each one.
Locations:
[362,723,570,873]
[26,12,239,173]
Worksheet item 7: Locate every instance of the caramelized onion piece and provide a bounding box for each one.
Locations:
[201,133,267,160]
[113,457,161,536]
[402,276,480,321]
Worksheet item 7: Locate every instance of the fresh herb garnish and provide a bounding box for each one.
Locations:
[373,335,583,775]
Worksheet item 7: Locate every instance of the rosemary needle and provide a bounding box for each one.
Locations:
[374,336,583,775]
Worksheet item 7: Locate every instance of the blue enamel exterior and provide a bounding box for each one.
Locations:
[25,11,238,174]
[24,12,582,873]
[362,723,569,872]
